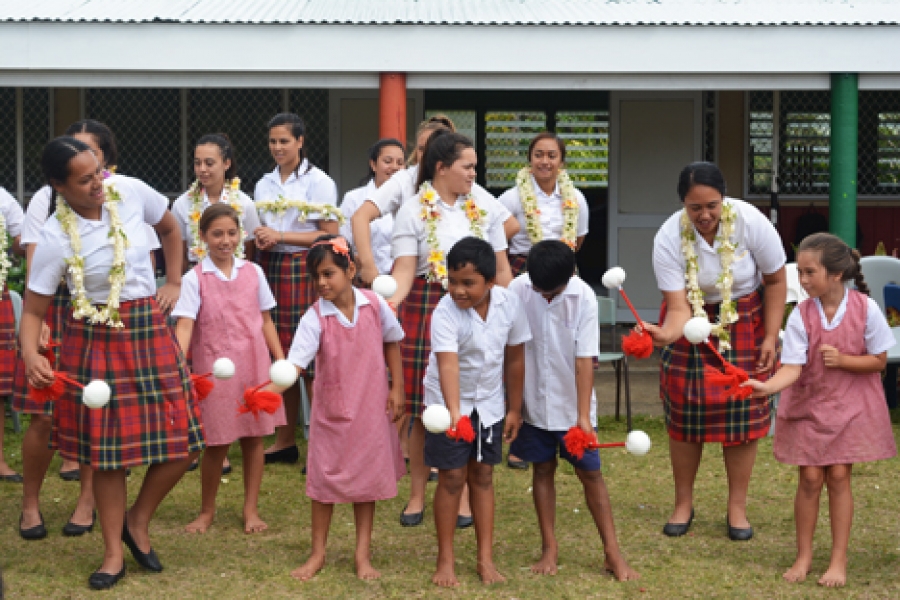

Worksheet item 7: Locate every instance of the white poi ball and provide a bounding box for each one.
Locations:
[83,380,111,409]
[422,405,452,434]
[213,357,236,380]
[625,430,652,456]
[683,316,713,344]
[372,274,398,299]
[601,266,627,290]
[269,359,298,388]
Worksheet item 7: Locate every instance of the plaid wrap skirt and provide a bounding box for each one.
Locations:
[12,284,70,414]
[509,253,529,278]
[659,289,772,445]
[257,249,315,377]
[398,277,444,417]
[52,297,205,470]
[0,291,16,397]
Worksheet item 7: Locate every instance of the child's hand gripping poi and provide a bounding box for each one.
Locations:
[601,267,654,359]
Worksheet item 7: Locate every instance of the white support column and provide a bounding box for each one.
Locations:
[15,88,24,204]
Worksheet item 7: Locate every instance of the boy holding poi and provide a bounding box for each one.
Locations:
[423,237,531,587]
[508,240,639,581]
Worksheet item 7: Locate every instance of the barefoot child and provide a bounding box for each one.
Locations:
[173,203,286,534]
[743,233,896,588]
[508,240,639,581]
[285,234,405,581]
[423,237,531,587]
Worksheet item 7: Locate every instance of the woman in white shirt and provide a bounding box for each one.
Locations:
[23,137,202,590]
[389,130,513,527]
[171,133,261,265]
[339,138,406,275]
[253,113,340,465]
[643,162,787,542]
[497,132,590,276]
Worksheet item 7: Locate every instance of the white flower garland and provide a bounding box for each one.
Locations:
[56,176,129,328]
[680,201,739,349]
[187,177,245,261]
[418,181,487,289]
[0,212,10,294]
[516,167,580,249]
[255,196,346,227]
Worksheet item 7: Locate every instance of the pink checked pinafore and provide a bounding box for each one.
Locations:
[775,290,897,466]
[307,289,405,503]
[190,263,286,446]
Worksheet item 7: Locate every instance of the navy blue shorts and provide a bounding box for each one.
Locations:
[424,410,503,470]
[510,422,601,472]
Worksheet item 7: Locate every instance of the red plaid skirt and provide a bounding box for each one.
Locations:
[509,253,529,278]
[659,289,772,444]
[52,297,205,470]
[257,249,315,377]
[12,284,70,415]
[398,277,444,417]
[0,291,16,397]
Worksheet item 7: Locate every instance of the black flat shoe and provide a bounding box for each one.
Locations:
[506,458,529,470]
[59,469,80,482]
[456,515,474,529]
[662,508,694,537]
[222,464,233,475]
[63,511,96,537]
[88,565,126,590]
[186,460,199,472]
[0,473,23,483]
[122,518,163,572]
[399,505,424,527]
[727,516,754,541]
[427,469,438,482]
[19,513,47,540]
[264,445,299,465]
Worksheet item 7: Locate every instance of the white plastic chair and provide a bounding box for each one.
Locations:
[859,256,900,315]
[597,296,632,432]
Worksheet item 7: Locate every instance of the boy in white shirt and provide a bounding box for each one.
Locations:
[508,240,639,582]
[423,237,531,588]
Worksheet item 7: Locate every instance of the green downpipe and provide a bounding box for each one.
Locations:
[829,73,858,247]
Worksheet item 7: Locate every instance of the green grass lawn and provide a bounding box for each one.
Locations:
[1,414,899,599]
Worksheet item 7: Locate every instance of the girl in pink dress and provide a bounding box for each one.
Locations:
[283,234,405,582]
[744,233,896,588]
[172,203,287,534]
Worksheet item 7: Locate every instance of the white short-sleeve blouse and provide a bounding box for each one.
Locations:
[497,176,589,255]
[339,180,394,275]
[0,187,25,238]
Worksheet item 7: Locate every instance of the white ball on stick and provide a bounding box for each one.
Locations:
[213,357,236,380]
[83,380,111,409]
[269,359,298,388]
[422,405,452,434]
[372,274,398,299]
[601,267,627,290]
[683,317,713,344]
[625,430,652,456]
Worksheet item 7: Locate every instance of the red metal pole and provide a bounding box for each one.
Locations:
[379,73,407,145]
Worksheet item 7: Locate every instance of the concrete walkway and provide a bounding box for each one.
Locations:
[594,358,663,417]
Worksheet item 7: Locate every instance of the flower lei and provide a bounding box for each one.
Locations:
[0,211,10,294]
[56,174,129,328]
[255,196,346,227]
[419,181,487,289]
[515,167,580,250]
[187,177,245,260]
[681,201,739,349]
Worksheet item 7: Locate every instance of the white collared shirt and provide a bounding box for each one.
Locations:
[391,190,509,277]
[0,187,24,238]
[653,198,786,303]
[423,286,532,428]
[497,176,589,255]
[288,288,404,369]
[171,257,276,320]
[22,179,161,250]
[253,161,339,253]
[508,274,598,430]
[339,180,394,274]
[171,188,261,263]
[29,176,167,302]
[781,288,896,365]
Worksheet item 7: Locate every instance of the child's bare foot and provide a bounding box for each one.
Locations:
[432,562,459,588]
[243,512,268,534]
[477,562,506,585]
[818,563,847,587]
[184,512,215,533]
[291,553,326,581]
[531,544,558,575]
[783,557,812,583]
[355,556,381,580]
[604,555,640,581]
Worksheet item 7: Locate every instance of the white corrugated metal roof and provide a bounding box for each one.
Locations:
[2,0,899,26]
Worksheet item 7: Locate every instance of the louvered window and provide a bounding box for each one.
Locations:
[878,112,900,189]
[555,110,609,188]
[484,111,547,188]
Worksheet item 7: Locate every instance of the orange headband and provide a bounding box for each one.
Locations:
[311,237,350,258]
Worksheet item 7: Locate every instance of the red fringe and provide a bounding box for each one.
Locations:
[28,377,66,402]
[621,330,654,359]
[563,427,598,460]
[190,373,214,401]
[447,415,475,443]
[703,364,753,400]
[238,383,283,420]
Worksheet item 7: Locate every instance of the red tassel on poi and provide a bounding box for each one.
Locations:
[190,373,214,401]
[28,371,84,402]
[238,382,283,420]
[447,415,475,443]
[701,340,753,400]
[621,330,654,359]
[563,427,626,460]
